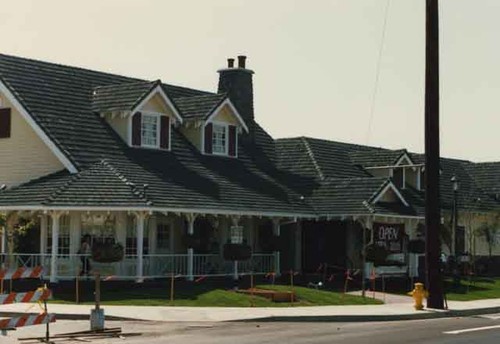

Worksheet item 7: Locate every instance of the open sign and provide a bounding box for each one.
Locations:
[373,223,405,253]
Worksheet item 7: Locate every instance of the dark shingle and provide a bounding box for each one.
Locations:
[174,93,227,120]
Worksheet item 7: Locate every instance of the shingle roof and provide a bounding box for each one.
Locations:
[350,148,411,168]
[91,80,158,113]
[276,137,371,180]
[308,177,416,216]
[464,162,500,198]
[0,53,499,218]
[174,93,227,120]
[0,53,209,169]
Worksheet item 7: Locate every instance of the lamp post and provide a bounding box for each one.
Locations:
[451,176,459,256]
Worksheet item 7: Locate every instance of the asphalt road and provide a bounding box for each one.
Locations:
[4,314,500,343]
[134,314,500,344]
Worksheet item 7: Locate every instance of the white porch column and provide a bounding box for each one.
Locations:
[69,212,81,255]
[1,221,6,255]
[135,212,147,283]
[186,214,196,282]
[272,218,281,277]
[6,212,17,269]
[50,212,61,283]
[115,212,127,277]
[39,215,48,255]
[231,216,241,281]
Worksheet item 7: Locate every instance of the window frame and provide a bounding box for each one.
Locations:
[140,112,162,149]
[211,122,229,156]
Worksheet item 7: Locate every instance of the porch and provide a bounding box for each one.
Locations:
[0,252,276,280]
[0,210,291,282]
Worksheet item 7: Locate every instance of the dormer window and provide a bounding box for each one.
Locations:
[141,113,160,148]
[212,123,228,155]
[132,111,171,150]
[204,122,237,157]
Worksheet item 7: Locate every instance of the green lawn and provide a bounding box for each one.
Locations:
[49,283,381,307]
[445,277,500,301]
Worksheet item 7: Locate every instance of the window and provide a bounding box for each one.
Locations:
[212,123,227,155]
[81,214,116,245]
[141,113,160,147]
[393,168,404,189]
[47,215,70,256]
[156,224,171,252]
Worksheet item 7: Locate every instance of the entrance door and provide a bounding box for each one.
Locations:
[302,220,347,273]
[156,223,172,254]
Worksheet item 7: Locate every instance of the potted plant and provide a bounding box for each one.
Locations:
[91,239,124,263]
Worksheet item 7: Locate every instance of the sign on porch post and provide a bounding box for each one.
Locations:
[373,222,405,253]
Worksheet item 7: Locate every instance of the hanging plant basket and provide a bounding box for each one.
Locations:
[365,244,389,266]
[408,240,425,254]
[223,243,252,261]
[92,242,124,263]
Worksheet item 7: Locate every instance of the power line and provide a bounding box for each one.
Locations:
[366,0,391,145]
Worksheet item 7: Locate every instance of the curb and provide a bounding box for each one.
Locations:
[239,306,500,323]
[3,306,499,323]
[0,312,137,322]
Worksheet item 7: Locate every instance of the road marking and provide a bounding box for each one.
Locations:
[476,314,500,320]
[444,325,500,335]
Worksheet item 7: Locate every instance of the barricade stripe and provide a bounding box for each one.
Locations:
[0,289,52,305]
[16,315,28,328]
[0,313,55,329]
[0,267,44,280]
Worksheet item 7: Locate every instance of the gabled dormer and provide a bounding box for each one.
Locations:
[92,80,183,150]
[176,94,248,158]
[351,149,424,190]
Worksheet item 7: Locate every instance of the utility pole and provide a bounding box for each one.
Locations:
[425,0,444,309]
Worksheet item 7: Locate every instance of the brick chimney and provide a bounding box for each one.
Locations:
[217,55,254,123]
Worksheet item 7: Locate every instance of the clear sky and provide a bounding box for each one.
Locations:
[1,0,499,162]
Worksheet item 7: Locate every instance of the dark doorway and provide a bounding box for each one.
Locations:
[302,220,347,273]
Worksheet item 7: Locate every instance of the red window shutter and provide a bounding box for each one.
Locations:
[204,123,213,154]
[0,108,11,139]
[132,112,142,146]
[228,125,237,157]
[160,116,170,149]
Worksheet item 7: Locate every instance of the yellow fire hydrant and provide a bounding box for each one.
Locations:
[408,282,428,310]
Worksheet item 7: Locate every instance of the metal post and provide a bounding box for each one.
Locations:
[425,0,444,309]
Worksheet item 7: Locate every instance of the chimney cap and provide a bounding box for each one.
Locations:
[237,55,247,69]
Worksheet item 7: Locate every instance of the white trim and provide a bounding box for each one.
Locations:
[371,181,410,207]
[0,205,427,220]
[130,84,183,124]
[394,153,414,167]
[0,80,78,173]
[402,167,406,189]
[416,167,422,190]
[201,121,205,153]
[365,164,425,170]
[140,112,161,149]
[0,205,314,219]
[206,98,249,133]
[211,121,229,156]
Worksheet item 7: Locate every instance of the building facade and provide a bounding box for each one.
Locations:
[0,54,499,282]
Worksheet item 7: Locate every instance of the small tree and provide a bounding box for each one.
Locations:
[475,221,499,260]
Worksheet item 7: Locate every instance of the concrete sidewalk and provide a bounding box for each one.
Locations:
[2,296,500,323]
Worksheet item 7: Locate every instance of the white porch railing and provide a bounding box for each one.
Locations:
[0,253,275,280]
